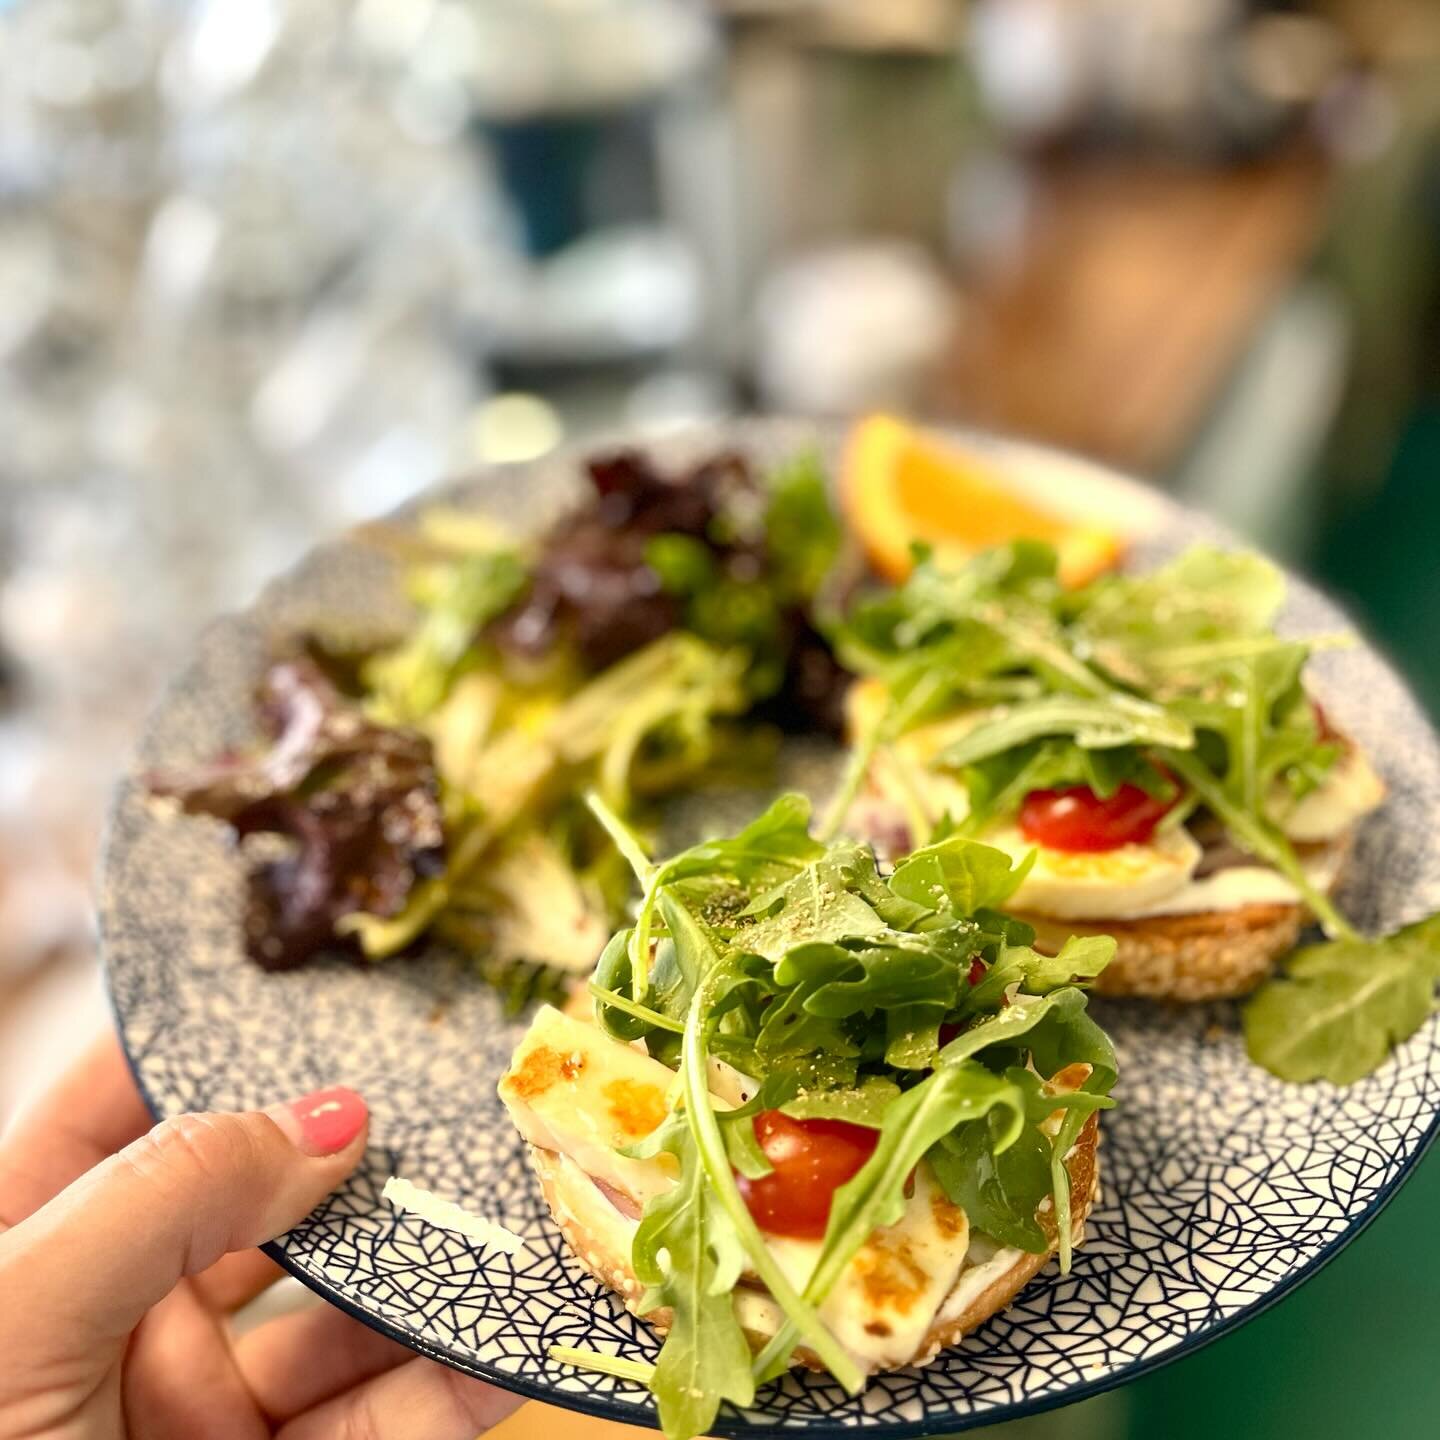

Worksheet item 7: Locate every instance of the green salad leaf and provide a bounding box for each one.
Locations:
[630,1108,757,1440]
[888,832,1034,915]
[1243,918,1440,1084]
[344,634,750,959]
[734,848,886,960]
[763,447,842,604]
[937,694,1193,767]
[365,549,527,723]
[930,1102,1052,1252]
[1072,547,1288,693]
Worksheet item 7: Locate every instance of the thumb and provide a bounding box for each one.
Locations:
[3,1086,368,1351]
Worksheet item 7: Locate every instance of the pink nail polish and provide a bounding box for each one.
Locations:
[286,1086,367,1155]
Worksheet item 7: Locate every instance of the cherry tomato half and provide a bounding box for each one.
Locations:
[736,1111,880,1239]
[1019,776,1177,853]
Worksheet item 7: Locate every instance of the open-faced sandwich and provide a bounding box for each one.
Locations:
[497,793,1117,1440]
[830,542,1386,1001]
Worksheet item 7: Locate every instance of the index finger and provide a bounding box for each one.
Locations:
[0,1030,152,1230]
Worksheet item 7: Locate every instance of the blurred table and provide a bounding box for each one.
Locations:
[941,147,1331,475]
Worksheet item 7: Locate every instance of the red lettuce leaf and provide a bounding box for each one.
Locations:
[149,657,446,970]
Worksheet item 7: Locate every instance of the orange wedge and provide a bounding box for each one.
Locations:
[841,415,1124,587]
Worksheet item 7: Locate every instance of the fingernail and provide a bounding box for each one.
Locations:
[272,1086,368,1156]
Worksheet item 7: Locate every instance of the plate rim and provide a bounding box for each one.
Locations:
[98,417,1440,1436]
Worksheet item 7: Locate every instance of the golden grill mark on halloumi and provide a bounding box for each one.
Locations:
[498,1005,678,1207]
[603,1077,668,1139]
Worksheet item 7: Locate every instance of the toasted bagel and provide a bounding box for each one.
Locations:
[527,1112,1099,1376]
[1022,902,1304,1001]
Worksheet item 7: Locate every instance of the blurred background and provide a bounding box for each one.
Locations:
[0,1,1436,1436]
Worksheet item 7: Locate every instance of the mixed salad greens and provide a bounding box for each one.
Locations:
[560,792,1117,1440]
[831,540,1439,1082]
[154,448,846,989]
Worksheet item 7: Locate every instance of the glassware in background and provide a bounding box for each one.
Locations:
[0,0,515,1004]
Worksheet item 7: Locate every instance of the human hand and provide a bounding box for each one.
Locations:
[0,1034,522,1439]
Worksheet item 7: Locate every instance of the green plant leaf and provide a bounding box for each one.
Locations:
[736,855,886,960]
[1243,920,1440,1083]
[888,834,1034,915]
[364,549,528,722]
[966,934,1116,1008]
[764,448,842,602]
[630,1112,758,1440]
[930,1107,1051,1252]
[781,1076,902,1128]
[937,694,1193,768]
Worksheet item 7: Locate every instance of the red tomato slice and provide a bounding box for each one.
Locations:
[1018,776,1177,853]
[736,1111,880,1240]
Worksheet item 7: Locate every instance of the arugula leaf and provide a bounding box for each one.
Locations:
[1015,992,1119,1094]
[931,1063,1113,1261]
[776,936,960,1019]
[1073,546,1287,694]
[939,990,1076,1065]
[937,694,1193,768]
[591,789,821,999]
[930,1107,1051,1252]
[1243,920,1440,1083]
[781,1076,902,1128]
[1047,1105,1090,1273]
[1019,933,1117,992]
[888,834,1034,915]
[630,1110,757,1440]
[736,853,885,960]
[365,550,527,722]
[720,1108,775,1179]
[1159,747,1357,941]
[660,891,863,1393]
[752,968,860,1063]
[965,934,1116,1010]
[884,1003,945,1069]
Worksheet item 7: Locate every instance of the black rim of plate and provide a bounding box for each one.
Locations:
[98,421,1440,1438]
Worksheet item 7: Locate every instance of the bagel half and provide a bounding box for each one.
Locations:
[527,1112,1100,1376]
[1022,903,1304,1002]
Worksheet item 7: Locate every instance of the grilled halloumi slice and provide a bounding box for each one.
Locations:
[499,1005,680,1210]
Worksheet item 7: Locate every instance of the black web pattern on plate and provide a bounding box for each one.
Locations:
[101,421,1440,1435]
